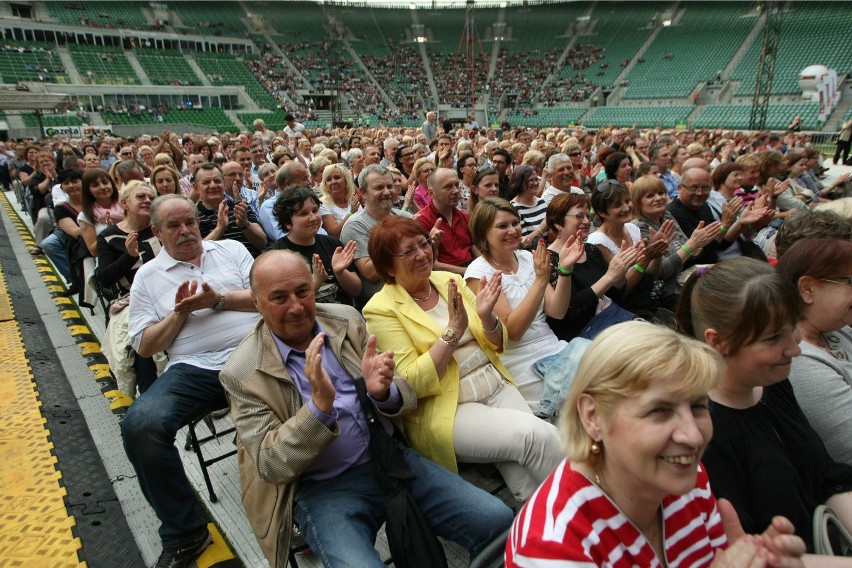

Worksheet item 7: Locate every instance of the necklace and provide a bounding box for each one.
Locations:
[489,252,518,275]
[410,283,433,302]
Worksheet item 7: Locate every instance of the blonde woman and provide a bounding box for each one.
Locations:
[319,163,359,237]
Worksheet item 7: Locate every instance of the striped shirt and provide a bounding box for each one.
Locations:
[512,198,548,238]
[506,459,726,567]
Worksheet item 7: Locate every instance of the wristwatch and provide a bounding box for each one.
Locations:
[440,328,459,346]
[211,292,226,312]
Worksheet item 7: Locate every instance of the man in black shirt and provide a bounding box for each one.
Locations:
[193,162,268,257]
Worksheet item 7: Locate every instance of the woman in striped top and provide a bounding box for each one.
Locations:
[510,165,549,249]
[506,321,806,567]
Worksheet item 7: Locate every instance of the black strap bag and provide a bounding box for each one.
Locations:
[353,378,448,568]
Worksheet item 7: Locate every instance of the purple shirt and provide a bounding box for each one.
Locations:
[271,322,401,481]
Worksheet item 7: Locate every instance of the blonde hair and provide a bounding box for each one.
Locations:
[562,321,723,466]
[119,180,156,213]
[319,163,357,206]
[630,174,667,218]
[815,197,852,220]
[522,150,545,168]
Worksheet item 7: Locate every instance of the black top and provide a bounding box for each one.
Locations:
[54,201,80,231]
[547,245,629,340]
[27,170,51,213]
[96,224,159,290]
[703,379,852,551]
[666,200,732,266]
[197,199,265,257]
[271,234,354,305]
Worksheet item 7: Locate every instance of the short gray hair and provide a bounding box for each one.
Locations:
[358,164,389,190]
[151,194,196,229]
[547,153,571,171]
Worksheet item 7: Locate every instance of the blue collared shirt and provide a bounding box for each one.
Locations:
[659,170,680,200]
[271,322,401,481]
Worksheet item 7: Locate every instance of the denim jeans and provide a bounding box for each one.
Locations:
[41,232,71,282]
[120,363,227,549]
[293,445,514,568]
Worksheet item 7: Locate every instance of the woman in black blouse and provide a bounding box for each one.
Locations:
[96,181,161,394]
[676,257,852,558]
[545,192,639,340]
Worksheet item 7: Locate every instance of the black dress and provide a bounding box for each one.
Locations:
[702,379,852,551]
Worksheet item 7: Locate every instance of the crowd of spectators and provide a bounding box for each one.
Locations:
[7,62,852,568]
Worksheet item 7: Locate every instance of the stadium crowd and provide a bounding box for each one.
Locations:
[3,113,852,568]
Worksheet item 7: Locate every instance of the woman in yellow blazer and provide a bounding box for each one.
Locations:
[363,217,561,501]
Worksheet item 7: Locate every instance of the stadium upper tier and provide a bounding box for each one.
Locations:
[4,1,848,130]
[730,1,852,96]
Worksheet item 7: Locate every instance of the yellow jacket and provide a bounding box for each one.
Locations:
[363,271,511,472]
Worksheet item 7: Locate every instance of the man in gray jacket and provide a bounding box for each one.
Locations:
[219,250,513,568]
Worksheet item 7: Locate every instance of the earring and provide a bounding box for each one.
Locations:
[590,440,601,454]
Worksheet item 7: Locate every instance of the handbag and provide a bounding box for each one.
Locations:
[813,505,852,556]
[353,378,448,568]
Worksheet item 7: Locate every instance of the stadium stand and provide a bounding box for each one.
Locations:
[0,41,69,84]
[504,107,587,128]
[171,1,247,37]
[580,2,663,88]
[69,44,140,85]
[45,1,152,30]
[21,113,85,128]
[134,48,201,86]
[583,105,693,128]
[192,51,279,110]
[623,3,756,99]
[691,103,821,131]
[731,1,852,96]
[103,106,238,132]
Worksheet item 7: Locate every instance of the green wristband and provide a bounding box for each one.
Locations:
[633,264,646,274]
[680,244,693,256]
[557,264,574,276]
[720,225,729,233]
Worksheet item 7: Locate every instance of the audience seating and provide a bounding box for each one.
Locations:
[0,41,69,84]
[583,105,693,128]
[135,49,201,86]
[504,108,587,128]
[623,3,756,99]
[691,103,821,130]
[45,1,152,30]
[732,1,852,96]
[68,44,140,85]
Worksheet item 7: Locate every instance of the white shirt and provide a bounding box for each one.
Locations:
[51,183,67,205]
[128,240,259,371]
[541,184,584,205]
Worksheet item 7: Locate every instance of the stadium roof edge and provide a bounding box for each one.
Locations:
[316,0,580,8]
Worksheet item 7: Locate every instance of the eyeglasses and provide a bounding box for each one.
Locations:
[491,160,506,166]
[120,152,133,157]
[463,162,477,168]
[568,152,582,157]
[820,277,852,287]
[680,184,712,194]
[394,237,435,260]
[567,212,593,220]
[401,152,415,158]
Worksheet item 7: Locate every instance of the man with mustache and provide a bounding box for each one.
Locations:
[123,194,260,568]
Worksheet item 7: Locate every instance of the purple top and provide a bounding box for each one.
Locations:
[272,322,401,481]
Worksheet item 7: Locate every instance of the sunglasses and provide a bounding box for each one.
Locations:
[596,179,626,193]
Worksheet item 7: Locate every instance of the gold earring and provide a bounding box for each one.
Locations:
[590,440,601,454]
